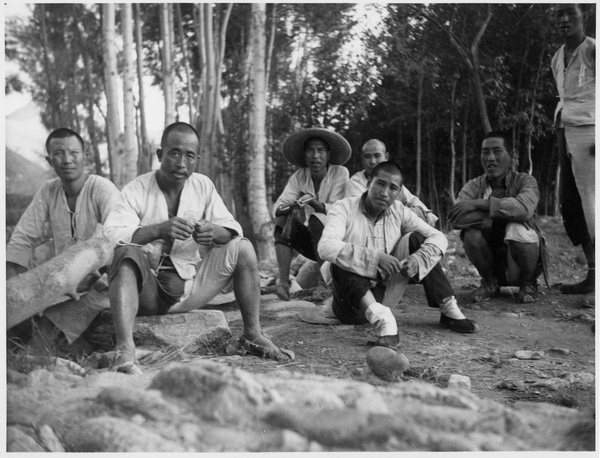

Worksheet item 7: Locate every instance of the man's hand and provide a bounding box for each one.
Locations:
[161,217,194,241]
[193,222,214,246]
[447,201,478,223]
[76,272,101,293]
[399,257,419,279]
[378,253,403,279]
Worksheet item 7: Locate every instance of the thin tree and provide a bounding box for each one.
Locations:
[160,3,176,126]
[134,4,151,174]
[122,3,138,185]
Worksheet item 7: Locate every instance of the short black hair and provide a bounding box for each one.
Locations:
[161,122,200,148]
[371,161,403,180]
[303,137,331,151]
[483,130,513,152]
[45,128,84,154]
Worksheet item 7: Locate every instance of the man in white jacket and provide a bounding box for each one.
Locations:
[319,162,477,347]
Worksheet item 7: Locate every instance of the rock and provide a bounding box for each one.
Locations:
[514,350,545,360]
[281,429,311,452]
[448,374,471,391]
[64,416,185,452]
[301,389,345,409]
[95,386,178,421]
[7,426,45,452]
[530,372,595,391]
[354,391,390,414]
[577,313,595,323]
[366,347,410,381]
[38,425,65,452]
[295,260,321,289]
[548,348,571,355]
[84,310,232,354]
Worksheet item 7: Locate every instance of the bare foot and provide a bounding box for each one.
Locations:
[112,346,143,375]
[240,334,295,362]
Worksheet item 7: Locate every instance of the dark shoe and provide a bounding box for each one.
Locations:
[517,282,539,304]
[240,335,295,362]
[375,334,400,348]
[276,280,290,301]
[560,278,595,295]
[469,280,500,303]
[580,293,595,309]
[440,314,479,333]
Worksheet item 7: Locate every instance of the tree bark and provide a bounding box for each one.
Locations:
[176,3,195,124]
[160,3,176,126]
[415,65,424,197]
[102,3,124,187]
[122,3,138,186]
[6,227,114,329]
[448,76,458,204]
[248,3,275,267]
[135,3,151,175]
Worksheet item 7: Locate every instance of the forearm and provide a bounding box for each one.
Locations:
[211,225,236,244]
[131,223,165,245]
[7,261,28,280]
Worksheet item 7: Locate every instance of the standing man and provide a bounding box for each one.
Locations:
[448,131,548,304]
[273,127,350,301]
[319,162,477,348]
[105,122,293,374]
[7,128,120,344]
[552,4,595,301]
[345,139,437,226]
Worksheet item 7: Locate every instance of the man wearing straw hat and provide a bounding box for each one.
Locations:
[273,127,351,301]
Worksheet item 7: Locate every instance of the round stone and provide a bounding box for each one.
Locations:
[366,346,410,381]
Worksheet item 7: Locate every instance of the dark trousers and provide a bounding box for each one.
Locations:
[331,232,454,324]
[274,214,325,263]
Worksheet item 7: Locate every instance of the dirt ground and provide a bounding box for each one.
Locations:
[220,216,596,409]
[8,216,596,411]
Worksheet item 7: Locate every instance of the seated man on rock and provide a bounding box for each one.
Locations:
[318,162,477,347]
[104,122,294,374]
[273,127,350,301]
[7,127,121,345]
[448,130,548,304]
[345,139,437,226]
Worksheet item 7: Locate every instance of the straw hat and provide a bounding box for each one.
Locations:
[282,127,351,167]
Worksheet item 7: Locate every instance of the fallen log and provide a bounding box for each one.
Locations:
[6,226,114,329]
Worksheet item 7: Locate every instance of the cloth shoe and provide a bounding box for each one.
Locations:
[517,281,539,303]
[365,302,399,347]
[439,314,479,333]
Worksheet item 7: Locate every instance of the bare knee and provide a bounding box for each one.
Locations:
[237,239,259,269]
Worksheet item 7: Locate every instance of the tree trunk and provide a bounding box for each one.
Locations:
[448,76,458,204]
[176,3,195,124]
[38,5,62,127]
[248,3,275,267]
[461,105,468,186]
[134,4,151,175]
[160,3,176,126]
[102,3,124,187]
[122,3,138,186]
[415,65,424,197]
[6,227,113,329]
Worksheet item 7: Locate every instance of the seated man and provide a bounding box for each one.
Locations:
[7,127,120,344]
[448,130,548,304]
[273,127,350,300]
[319,162,477,347]
[345,139,438,226]
[105,122,293,374]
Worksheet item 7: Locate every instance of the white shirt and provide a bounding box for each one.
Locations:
[105,171,242,283]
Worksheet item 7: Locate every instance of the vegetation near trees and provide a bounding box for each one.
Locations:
[6,3,594,264]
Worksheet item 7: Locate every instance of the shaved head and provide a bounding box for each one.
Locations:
[362,139,386,154]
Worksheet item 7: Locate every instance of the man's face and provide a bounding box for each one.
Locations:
[361,144,388,176]
[366,170,402,213]
[304,138,330,175]
[157,129,199,185]
[46,136,86,183]
[554,4,584,39]
[481,137,512,181]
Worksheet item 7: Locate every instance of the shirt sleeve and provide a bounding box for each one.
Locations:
[489,174,539,222]
[273,171,303,218]
[95,178,122,224]
[6,187,50,268]
[203,180,243,237]
[323,166,349,214]
[344,175,365,198]
[455,178,481,203]
[103,181,144,246]
[318,200,382,279]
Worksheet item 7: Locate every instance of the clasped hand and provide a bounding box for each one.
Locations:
[378,253,418,280]
[162,217,213,245]
[447,200,477,223]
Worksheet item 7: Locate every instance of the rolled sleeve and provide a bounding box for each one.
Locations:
[489,175,539,222]
[273,172,303,219]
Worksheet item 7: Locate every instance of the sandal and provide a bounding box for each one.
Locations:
[112,349,143,375]
[375,334,400,348]
[239,335,295,362]
[469,280,500,303]
[517,282,539,304]
[276,280,290,301]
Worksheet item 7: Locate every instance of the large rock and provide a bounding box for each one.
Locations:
[6,359,596,452]
[83,310,232,354]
